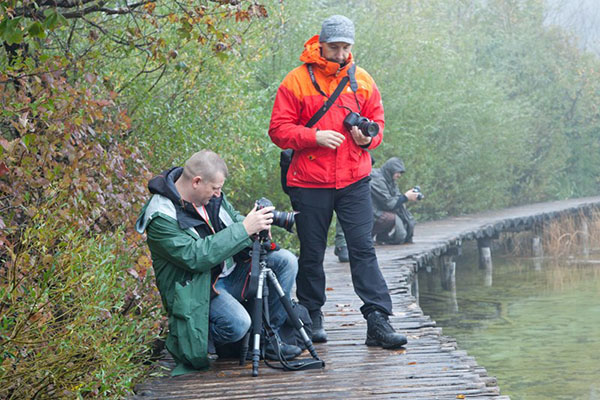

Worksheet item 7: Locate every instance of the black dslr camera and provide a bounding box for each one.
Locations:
[412,186,424,201]
[233,197,295,264]
[255,197,295,234]
[343,112,380,137]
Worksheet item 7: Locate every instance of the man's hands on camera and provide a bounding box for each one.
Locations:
[316,127,371,149]
[404,189,420,202]
[349,125,372,147]
[243,204,274,236]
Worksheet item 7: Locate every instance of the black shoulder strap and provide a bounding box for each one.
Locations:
[305,63,357,128]
[347,63,358,93]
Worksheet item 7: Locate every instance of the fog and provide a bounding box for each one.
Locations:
[546,0,600,54]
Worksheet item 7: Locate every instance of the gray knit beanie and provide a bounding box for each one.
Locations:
[319,15,355,44]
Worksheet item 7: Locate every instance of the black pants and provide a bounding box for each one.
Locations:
[288,177,393,318]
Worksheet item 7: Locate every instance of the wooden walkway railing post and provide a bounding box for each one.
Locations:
[581,218,590,257]
[477,237,494,286]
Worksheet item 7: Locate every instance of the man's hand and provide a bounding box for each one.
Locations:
[404,189,420,202]
[243,204,274,236]
[349,126,372,147]
[316,129,345,149]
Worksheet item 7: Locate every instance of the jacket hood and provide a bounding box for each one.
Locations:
[381,157,406,182]
[147,167,222,230]
[299,34,354,76]
[148,166,183,204]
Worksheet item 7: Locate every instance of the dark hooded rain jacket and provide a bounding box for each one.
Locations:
[370,157,415,243]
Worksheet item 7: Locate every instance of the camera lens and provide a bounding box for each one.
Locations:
[256,197,295,232]
[272,210,295,232]
[359,120,379,137]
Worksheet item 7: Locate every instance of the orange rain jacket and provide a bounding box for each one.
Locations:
[268,34,385,190]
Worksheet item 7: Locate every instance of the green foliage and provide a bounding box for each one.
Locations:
[0,226,161,399]
[0,50,162,397]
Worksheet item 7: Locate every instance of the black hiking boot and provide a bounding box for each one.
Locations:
[264,341,302,361]
[365,310,407,349]
[309,310,328,343]
[334,245,349,262]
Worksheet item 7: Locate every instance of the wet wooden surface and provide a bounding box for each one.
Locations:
[132,196,600,399]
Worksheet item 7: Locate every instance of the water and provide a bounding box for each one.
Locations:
[416,243,600,400]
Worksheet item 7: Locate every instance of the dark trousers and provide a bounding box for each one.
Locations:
[288,177,393,318]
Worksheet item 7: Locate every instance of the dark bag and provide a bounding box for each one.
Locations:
[277,301,312,350]
[279,64,357,195]
[279,149,295,195]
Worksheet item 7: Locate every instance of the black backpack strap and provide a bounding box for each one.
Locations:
[305,64,353,128]
[347,63,358,93]
[346,63,362,112]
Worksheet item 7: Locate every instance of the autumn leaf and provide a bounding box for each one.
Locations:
[0,162,9,178]
[144,2,156,13]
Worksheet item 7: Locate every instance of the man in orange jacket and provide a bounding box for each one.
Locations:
[268,15,407,349]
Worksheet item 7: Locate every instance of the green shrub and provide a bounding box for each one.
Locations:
[0,54,162,398]
[0,223,161,399]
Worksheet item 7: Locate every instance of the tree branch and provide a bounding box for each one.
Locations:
[14,0,155,20]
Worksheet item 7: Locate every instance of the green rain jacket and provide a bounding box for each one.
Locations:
[136,167,252,376]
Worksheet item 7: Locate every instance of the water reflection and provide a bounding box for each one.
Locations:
[416,242,600,400]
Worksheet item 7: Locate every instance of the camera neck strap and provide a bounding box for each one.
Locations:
[305,63,359,128]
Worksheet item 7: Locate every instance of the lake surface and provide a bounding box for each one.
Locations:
[416,243,600,400]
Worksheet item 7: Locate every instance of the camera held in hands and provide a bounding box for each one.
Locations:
[412,186,424,201]
[255,197,295,234]
[343,112,380,137]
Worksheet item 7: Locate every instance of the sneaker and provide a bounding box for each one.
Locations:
[309,310,328,343]
[334,246,349,262]
[365,310,407,349]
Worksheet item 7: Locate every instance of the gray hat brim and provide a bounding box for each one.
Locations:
[320,36,354,44]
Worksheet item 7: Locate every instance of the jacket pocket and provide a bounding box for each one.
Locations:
[349,146,371,179]
[290,148,331,184]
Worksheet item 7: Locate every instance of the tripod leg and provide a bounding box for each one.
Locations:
[266,270,323,363]
[251,269,266,377]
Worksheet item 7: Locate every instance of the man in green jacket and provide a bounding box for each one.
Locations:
[136,150,301,376]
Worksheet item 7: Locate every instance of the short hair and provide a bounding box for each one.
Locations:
[182,150,228,182]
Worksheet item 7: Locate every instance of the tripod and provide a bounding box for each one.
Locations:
[239,236,325,377]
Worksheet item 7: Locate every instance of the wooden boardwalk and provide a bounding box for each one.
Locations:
[132,196,600,399]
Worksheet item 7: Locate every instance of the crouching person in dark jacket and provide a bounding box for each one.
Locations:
[136,150,300,376]
[370,157,420,244]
